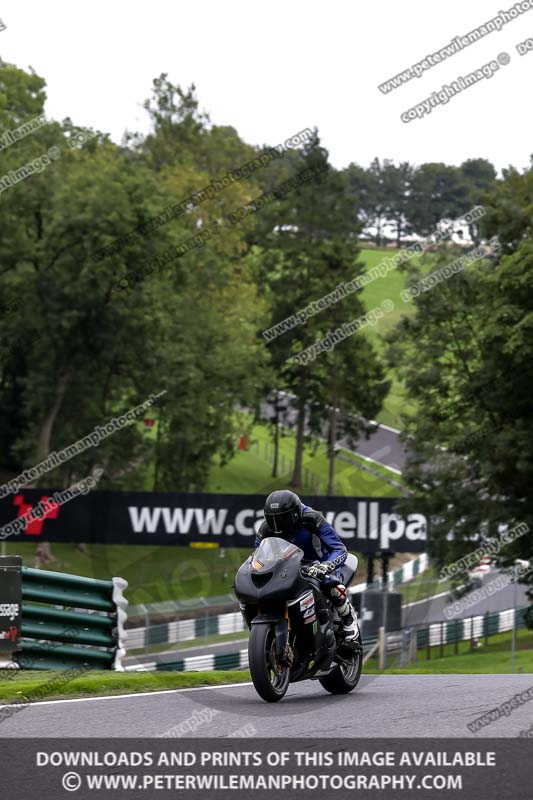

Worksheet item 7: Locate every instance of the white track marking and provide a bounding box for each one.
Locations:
[342,446,403,475]
[367,419,402,434]
[402,590,450,608]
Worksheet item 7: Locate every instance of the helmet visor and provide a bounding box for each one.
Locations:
[264,507,300,536]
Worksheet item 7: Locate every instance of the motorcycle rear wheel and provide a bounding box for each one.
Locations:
[249,624,290,703]
[319,646,362,695]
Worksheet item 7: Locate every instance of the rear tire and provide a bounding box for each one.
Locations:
[319,647,362,695]
[249,624,290,703]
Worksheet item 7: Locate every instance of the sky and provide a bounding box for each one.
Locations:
[1,0,532,175]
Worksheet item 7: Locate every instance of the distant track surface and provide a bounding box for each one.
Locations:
[403,570,530,627]
[1,675,531,738]
[343,422,407,473]
[262,397,407,472]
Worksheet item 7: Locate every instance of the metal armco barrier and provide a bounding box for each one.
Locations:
[10,564,128,671]
[350,553,430,593]
[126,610,245,650]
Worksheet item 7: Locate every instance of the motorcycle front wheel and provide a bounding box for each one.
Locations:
[248,624,290,703]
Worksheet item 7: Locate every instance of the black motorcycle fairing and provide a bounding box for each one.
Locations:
[234,538,311,604]
[251,613,285,624]
[239,601,256,629]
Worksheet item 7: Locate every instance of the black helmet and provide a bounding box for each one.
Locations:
[264,490,302,536]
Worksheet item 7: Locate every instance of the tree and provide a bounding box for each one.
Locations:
[405,163,470,236]
[253,135,388,489]
[140,77,210,172]
[0,63,270,522]
[324,342,389,496]
[460,158,497,243]
[344,163,378,236]
[479,161,533,255]
[382,160,414,247]
[367,157,390,246]
[388,234,533,606]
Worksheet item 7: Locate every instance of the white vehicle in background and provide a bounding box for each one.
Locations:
[468,556,494,589]
[469,556,494,578]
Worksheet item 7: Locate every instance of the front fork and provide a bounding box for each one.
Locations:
[274,617,289,656]
[268,608,293,667]
[277,607,296,665]
[244,605,293,666]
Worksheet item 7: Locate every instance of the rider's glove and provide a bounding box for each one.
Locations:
[300,561,335,580]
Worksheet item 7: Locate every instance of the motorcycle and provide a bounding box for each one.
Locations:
[234,536,362,702]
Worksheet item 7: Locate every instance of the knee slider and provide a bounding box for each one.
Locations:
[329,583,347,601]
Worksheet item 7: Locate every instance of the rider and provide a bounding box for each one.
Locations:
[254,489,360,643]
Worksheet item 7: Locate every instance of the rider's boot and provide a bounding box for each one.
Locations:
[328,583,361,642]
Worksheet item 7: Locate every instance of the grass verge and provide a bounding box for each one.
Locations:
[0,669,251,703]
[365,628,533,673]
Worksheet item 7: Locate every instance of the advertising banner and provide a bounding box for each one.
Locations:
[0,492,427,553]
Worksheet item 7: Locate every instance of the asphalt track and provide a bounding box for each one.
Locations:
[1,675,531,738]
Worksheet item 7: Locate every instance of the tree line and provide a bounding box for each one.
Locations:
[346,157,497,246]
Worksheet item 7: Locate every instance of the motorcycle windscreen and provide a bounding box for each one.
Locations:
[252,536,303,573]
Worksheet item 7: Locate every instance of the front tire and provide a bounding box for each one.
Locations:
[319,647,362,695]
[248,624,290,703]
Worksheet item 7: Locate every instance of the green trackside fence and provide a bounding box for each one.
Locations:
[0,557,128,672]
[125,631,383,673]
[123,605,530,673]
[414,607,528,659]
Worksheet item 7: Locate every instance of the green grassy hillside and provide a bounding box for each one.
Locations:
[357,247,424,427]
[207,421,402,498]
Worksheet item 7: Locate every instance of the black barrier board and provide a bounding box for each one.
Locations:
[353,590,403,636]
[0,556,21,652]
[0,491,427,553]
